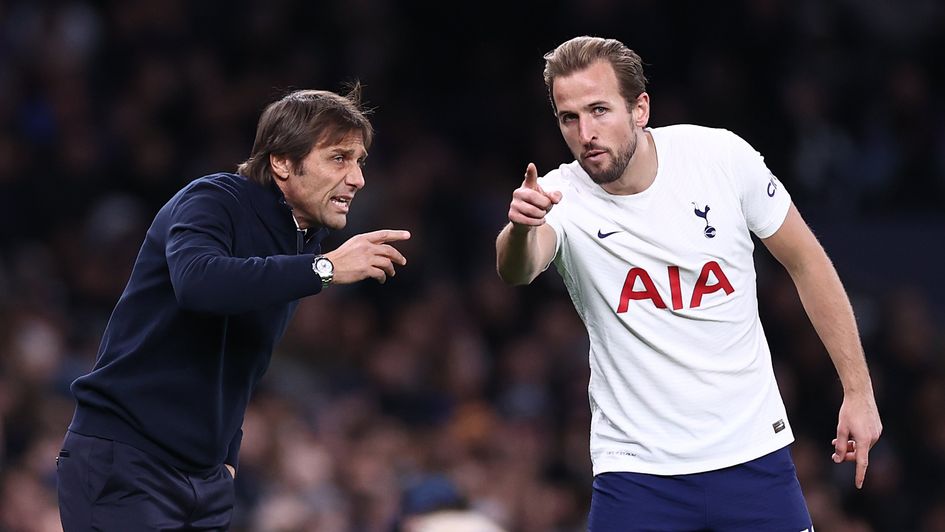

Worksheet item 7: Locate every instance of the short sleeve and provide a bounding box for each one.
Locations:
[727,131,792,238]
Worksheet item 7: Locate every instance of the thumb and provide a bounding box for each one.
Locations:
[522,163,540,190]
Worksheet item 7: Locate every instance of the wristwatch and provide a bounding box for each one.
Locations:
[312,255,334,288]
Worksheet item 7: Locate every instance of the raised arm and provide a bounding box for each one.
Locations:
[762,203,882,489]
[496,163,561,285]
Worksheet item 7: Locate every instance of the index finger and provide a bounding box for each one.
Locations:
[522,163,539,190]
[855,442,870,489]
[364,229,412,243]
[378,243,407,266]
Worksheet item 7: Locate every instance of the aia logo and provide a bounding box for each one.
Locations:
[617,261,734,312]
[692,203,716,238]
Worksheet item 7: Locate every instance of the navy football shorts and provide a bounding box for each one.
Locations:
[588,446,813,532]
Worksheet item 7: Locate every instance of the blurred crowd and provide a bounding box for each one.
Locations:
[1,0,944,530]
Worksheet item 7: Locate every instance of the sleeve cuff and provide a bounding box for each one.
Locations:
[225,428,243,471]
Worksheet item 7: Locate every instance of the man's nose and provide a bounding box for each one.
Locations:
[578,117,595,144]
[348,165,365,189]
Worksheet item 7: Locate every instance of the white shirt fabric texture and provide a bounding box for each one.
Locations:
[541,124,794,476]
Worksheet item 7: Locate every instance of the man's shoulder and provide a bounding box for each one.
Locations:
[652,125,743,166]
[652,123,735,143]
[169,172,254,204]
[157,173,252,219]
[541,161,585,189]
[184,172,249,194]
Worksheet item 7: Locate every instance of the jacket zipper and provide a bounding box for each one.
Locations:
[290,213,305,255]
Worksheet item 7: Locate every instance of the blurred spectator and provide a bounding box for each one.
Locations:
[396,475,505,532]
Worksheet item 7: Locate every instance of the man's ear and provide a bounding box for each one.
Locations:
[633,92,650,128]
[270,154,291,181]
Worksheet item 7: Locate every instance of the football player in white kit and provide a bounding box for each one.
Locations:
[496,36,882,531]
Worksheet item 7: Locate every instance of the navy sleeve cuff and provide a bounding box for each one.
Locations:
[225,428,243,471]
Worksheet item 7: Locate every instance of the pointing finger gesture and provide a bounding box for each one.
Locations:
[509,163,562,230]
[831,391,882,489]
[326,229,411,285]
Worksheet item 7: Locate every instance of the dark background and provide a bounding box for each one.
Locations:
[1,1,943,530]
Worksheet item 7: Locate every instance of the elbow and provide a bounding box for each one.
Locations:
[171,260,228,314]
[174,282,241,314]
[783,250,832,283]
[495,231,545,286]
[173,277,217,313]
[496,264,536,286]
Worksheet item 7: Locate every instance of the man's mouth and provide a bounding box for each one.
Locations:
[331,195,352,211]
[583,148,608,162]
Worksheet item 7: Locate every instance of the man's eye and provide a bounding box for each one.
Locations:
[333,156,344,163]
[593,106,607,114]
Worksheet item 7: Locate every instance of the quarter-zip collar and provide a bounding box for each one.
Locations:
[244,174,328,254]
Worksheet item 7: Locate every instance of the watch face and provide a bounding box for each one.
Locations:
[315,258,333,276]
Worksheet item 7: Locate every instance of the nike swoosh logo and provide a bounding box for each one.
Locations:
[597,230,622,239]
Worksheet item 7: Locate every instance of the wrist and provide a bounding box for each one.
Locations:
[312,254,334,288]
[842,385,876,402]
[509,223,536,238]
[841,372,874,393]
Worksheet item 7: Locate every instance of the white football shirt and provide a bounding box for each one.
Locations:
[541,124,794,475]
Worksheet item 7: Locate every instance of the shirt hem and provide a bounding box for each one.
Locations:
[69,406,222,473]
[591,433,795,476]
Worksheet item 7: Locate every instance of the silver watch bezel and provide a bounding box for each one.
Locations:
[312,255,334,286]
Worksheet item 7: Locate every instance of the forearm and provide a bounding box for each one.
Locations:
[225,429,242,475]
[764,205,880,487]
[496,223,550,285]
[164,183,322,314]
[789,252,873,394]
[223,429,243,476]
[796,257,884,488]
[172,252,321,314]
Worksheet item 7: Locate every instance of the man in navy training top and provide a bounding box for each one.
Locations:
[57,84,411,531]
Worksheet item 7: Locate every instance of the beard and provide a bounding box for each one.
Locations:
[580,130,637,185]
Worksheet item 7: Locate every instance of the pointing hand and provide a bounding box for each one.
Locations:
[832,391,882,489]
[508,163,562,231]
[326,229,411,285]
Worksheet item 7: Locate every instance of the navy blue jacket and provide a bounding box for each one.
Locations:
[70,172,325,471]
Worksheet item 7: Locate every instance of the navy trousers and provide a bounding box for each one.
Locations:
[57,431,234,531]
[588,447,813,532]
